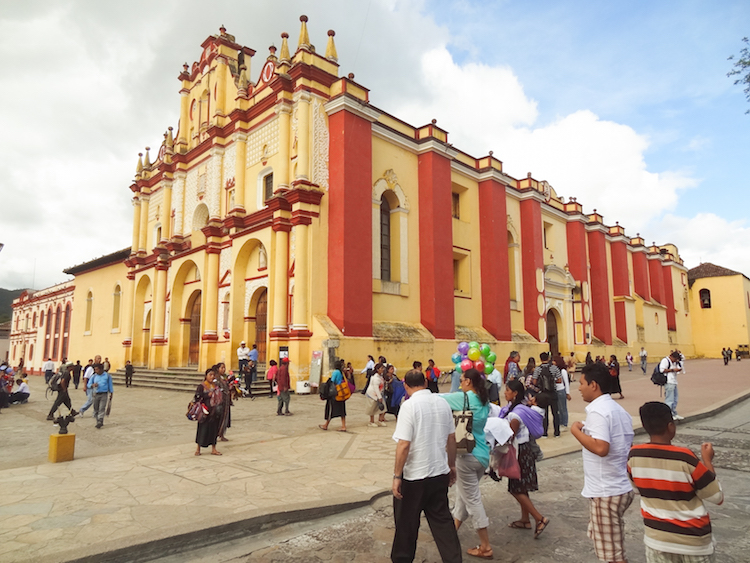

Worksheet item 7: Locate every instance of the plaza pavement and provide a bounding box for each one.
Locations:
[0,358,748,563]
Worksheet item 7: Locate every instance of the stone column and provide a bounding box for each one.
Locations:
[294,92,311,181]
[131,198,141,254]
[277,104,292,190]
[232,132,247,213]
[291,219,310,335]
[270,221,290,335]
[161,182,172,242]
[138,192,150,253]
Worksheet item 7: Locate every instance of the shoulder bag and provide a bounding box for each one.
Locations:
[453,392,475,454]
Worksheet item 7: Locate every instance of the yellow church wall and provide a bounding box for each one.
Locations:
[668,266,695,356]
[451,172,483,329]
[505,197,525,334]
[67,262,130,370]
[690,275,750,357]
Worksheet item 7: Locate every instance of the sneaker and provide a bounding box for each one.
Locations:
[540,435,548,439]
[95,422,103,429]
[46,414,54,421]
[70,409,79,417]
[378,421,387,427]
[560,425,568,432]
[673,414,684,421]
[368,422,378,428]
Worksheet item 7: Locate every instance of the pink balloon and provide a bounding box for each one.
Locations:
[460,359,474,372]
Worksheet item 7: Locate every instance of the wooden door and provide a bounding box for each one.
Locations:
[254,289,267,363]
[546,310,559,357]
[189,293,201,366]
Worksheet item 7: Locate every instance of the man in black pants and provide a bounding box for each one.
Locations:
[391,370,461,563]
[47,365,79,420]
[124,360,134,387]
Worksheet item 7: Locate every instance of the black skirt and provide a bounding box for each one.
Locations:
[507,442,538,494]
[196,415,219,447]
[325,398,346,419]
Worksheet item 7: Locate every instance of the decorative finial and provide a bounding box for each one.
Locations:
[431,118,437,124]
[297,15,310,49]
[347,72,355,79]
[183,63,189,72]
[143,147,151,167]
[325,29,338,62]
[527,172,532,178]
[489,150,493,156]
[279,32,290,62]
[593,208,597,214]
[219,25,226,34]
[136,153,143,175]
[268,44,277,61]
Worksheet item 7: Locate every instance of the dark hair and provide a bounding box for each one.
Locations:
[581,362,611,393]
[334,359,344,371]
[523,357,536,376]
[539,352,550,362]
[413,360,422,369]
[404,369,426,388]
[368,355,374,361]
[639,401,674,436]
[462,368,489,405]
[552,355,566,370]
[204,368,214,376]
[374,362,385,373]
[16,378,23,384]
[505,379,524,411]
[93,363,104,370]
[269,360,277,366]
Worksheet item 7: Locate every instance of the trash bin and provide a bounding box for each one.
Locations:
[296,380,311,394]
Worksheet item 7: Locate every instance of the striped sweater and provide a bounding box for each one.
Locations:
[627,443,723,556]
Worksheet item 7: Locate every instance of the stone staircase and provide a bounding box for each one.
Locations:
[111,367,204,393]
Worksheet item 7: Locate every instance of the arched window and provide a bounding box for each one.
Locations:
[29,344,34,362]
[85,291,93,332]
[33,312,37,328]
[53,305,62,360]
[40,311,44,327]
[62,303,71,359]
[43,306,53,359]
[112,285,122,329]
[380,195,391,281]
[699,288,711,309]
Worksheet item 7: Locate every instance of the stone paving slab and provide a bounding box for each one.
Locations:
[0,359,748,562]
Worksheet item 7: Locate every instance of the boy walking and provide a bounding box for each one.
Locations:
[571,363,635,563]
[628,402,723,563]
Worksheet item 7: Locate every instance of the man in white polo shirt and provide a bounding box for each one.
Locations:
[391,369,461,563]
[571,362,635,563]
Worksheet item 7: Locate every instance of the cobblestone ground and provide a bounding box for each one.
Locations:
[159,398,750,563]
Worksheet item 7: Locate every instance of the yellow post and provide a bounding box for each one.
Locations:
[49,433,75,463]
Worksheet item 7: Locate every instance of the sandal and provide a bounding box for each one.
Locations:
[467,545,493,559]
[318,424,328,431]
[337,428,348,432]
[508,520,531,529]
[534,517,550,539]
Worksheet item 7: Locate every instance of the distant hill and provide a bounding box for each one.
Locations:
[0,288,27,323]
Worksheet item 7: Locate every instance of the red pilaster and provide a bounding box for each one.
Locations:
[648,257,666,305]
[327,108,372,336]
[478,178,511,341]
[586,230,613,345]
[611,240,629,342]
[662,264,677,330]
[418,151,455,339]
[566,220,592,344]
[520,198,544,340]
[632,250,651,301]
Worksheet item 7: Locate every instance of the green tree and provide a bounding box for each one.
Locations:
[728,37,750,114]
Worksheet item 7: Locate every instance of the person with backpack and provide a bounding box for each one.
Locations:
[529,352,562,438]
[659,351,684,421]
[46,364,79,421]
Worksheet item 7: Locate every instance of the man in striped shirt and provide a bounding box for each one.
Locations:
[628,402,723,562]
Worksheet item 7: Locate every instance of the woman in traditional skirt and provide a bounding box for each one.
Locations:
[195,369,222,456]
[608,355,624,399]
[318,360,347,432]
[501,379,550,539]
[213,362,232,441]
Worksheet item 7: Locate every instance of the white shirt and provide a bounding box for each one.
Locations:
[580,394,634,498]
[82,365,94,383]
[365,373,384,401]
[237,346,251,361]
[659,357,678,385]
[555,369,570,393]
[361,359,375,374]
[487,368,503,386]
[16,382,29,394]
[392,389,454,481]
[43,360,55,372]
[639,349,648,359]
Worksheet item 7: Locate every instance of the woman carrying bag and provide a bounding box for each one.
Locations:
[439,368,493,560]
[319,360,348,432]
[365,363,387,427]
[194,369,222,456]
[501,379,550,539]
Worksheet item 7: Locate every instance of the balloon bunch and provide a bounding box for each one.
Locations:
[451,341,498,376]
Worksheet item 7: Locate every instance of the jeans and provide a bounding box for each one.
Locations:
[80,387,94,414]
[93,393,109,425]
[557,389,569,427]
[665,383,678,416]
[641,359,647,374]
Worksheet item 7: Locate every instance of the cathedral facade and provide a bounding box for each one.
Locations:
[11,18,696,381]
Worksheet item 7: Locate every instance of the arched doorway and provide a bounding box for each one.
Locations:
[188,292,202,366]
[255,289,267,364]
[546,310,559,357]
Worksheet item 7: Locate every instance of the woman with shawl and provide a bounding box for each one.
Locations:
[195,369,222,456]
[213,362,232,441]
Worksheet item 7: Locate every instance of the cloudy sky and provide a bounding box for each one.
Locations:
[1,0,748,290]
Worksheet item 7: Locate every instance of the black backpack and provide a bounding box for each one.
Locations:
[539,365,555,393]
[651,364,667,386]
[49,373,63,392]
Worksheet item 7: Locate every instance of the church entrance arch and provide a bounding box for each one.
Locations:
[187,291,202,366]
[547,309,560,357]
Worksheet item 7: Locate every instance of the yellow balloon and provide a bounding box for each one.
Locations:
[467,348,481,361]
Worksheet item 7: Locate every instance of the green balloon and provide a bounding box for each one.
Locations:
[468,341,479,350]
[487,352,497,364]
[455,362,463,373]
[484,363,494,375]
[480,343,491,357]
